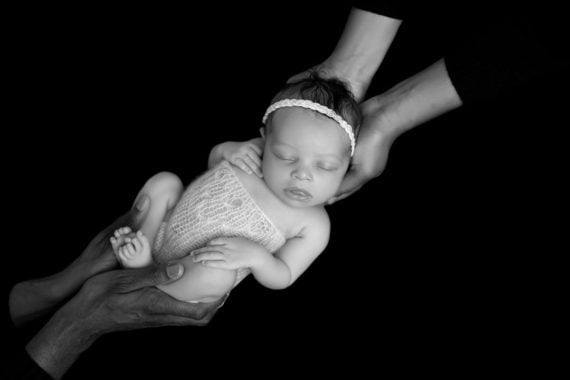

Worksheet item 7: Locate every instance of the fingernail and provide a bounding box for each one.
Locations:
[134,195,149,211]
[167,263,183,279]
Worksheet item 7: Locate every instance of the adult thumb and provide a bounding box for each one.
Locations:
[125,263,185,291]
[165,263,185,282]
[133,194,150,211]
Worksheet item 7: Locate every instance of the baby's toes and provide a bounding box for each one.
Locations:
[118,246,128,260]
[120,245,132,259]
[137,231,150,249]
[110,236,119,250]
[131,237,142,253]
[120,226,132,235]
[125,243,137,257]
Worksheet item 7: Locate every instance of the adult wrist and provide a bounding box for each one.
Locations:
[9,275,66,327]
[365,59,462,137]
[49,261,92,301]
[25,305,98,379]
[325,50,379,85]
[325,9,402,93]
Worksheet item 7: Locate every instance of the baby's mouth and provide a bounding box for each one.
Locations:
[284,187,312,201]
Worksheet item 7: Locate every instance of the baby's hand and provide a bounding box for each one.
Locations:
[222,139,263,177]
[190,237,269,270]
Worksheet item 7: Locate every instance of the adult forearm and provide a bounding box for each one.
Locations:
[25,304,97,379]
[328,8,402,90]
[9,262,92,327]
[366,58,462,137]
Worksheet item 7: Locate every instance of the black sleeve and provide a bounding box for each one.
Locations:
[444,8,566,105]
[351,3,566,105]
[2,284,53,380]
[351,0,408,19]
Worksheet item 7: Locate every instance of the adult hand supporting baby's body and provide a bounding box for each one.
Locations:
[9,194,224,379]
[23,261,223,379]
[9,195,154,328]
[64,194,223,331]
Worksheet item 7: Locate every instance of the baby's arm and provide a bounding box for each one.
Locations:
[256,209,330,289]
[190,209,330,289]
[208,138,263,177]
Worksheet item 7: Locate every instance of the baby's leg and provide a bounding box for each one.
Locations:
[113,172,184,268]
[157,254,237,303]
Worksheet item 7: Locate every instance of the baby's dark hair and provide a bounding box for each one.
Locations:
[266,71,362,140]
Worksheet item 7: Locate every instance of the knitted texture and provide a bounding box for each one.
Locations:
[153,161,286,275]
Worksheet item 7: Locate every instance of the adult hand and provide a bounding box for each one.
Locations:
[9,195,152,327]
[328,97,396,204]
[328,59,463,204]
[69,262,221,333]
[25,261,223,379]
[286,60,369,102]
[73,194,152,277]
[287,9,402,102]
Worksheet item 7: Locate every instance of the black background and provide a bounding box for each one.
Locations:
[4,2,566,377]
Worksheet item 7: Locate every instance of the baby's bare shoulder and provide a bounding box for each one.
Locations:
[297,206,330,237]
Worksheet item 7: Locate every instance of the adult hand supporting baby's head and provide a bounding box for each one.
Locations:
[328,97,395,204]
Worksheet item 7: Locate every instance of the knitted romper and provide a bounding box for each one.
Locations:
[153,160,287,286]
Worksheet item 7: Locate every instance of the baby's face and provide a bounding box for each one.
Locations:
[262,107,351,208]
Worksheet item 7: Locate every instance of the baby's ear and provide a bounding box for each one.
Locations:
[259,127,266,140]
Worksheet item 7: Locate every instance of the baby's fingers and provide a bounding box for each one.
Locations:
[248,142,263,156]
[246,148,261,167]
[191,246,224,256]
[192,252,226,263]
[231,157,254,175]
[243,155,263,178]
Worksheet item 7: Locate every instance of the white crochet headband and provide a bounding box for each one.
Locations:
[262,99,356,156]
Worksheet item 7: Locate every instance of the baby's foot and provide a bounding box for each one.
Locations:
[110,226,152,268]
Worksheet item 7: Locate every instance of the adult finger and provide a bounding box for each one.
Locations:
[148,289,225,322]
[120,262,185,292]
[328,188,358,205]
[129,194,151,230]
[106,194,151,234]
[286,70,312,84]
[331,172,365,203]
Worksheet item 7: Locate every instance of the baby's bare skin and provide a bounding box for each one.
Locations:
[110,226,152,268]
